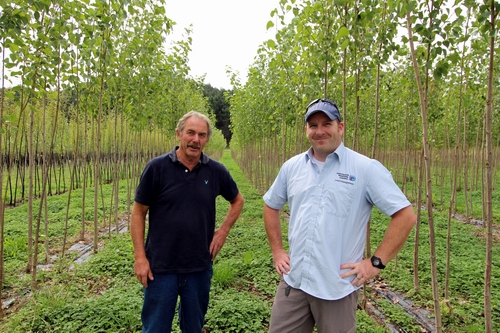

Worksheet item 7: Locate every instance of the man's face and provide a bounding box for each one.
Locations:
[305,112,344,161]
[176,116,209,160]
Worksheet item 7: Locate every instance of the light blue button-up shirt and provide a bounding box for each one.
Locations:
[263,143,411,300]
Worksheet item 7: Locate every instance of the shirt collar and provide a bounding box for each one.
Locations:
[168,146,209,164]
[305,142,346,163]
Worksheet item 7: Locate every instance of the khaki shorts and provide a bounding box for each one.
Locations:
[269,279,358,333]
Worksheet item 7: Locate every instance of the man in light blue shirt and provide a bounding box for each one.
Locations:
[263,98,417,333]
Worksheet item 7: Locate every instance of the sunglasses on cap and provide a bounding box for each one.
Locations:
[305,98,341,122]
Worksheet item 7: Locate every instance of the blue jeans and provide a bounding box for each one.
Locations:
[141,265,213,333]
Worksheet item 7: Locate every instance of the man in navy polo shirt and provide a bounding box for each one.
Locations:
[264,98,416,332]
[131,111,244,332]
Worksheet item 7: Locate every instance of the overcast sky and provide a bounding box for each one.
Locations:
[164,0,282,90]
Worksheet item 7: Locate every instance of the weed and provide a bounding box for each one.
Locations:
[212,260,238,288]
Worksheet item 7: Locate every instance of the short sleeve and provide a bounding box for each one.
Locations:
[366,160,411,216]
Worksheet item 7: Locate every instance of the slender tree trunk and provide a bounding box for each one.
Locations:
[352,60,359,151]
[462,87,470,222]
[26,96,34,274]
[124,116,132,230]
[42,92,49,264]
[401,98,410,193]
[406,8,442,332]
[445,110,460,314]
[80,95,88,241]
[365,21,385,306]
[414,149,424,292]
[62,108,80,257]
[445,11,470,307]
[322,13,331,97]
[483,3,495,331]
[0,43,6,318]
[33,73,61,288]
[94,44,107,253]
[480,119,486,224]
[341,5,348,145]
[371,63,381,160]
[113,98,119,233]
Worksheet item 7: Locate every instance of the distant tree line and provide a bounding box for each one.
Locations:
[203,84,232,147]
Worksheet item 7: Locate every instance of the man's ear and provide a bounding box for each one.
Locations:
[338,121,345,135]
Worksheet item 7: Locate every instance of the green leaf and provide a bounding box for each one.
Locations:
[266,20,274,30]
[448,52,459,65]
[13,38,25,47]
[9,43,19,52]
[405,0,417,12]
[266,39,276,49]
[337,26,349,40]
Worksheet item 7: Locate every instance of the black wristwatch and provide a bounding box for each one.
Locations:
[371,255,386,269]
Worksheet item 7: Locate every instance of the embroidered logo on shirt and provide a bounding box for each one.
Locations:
[205,180,209,184]
[336,172,356,185]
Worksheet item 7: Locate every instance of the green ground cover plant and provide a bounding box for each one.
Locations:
[370,205,500,332]
[1,180,131,295]
[372,297,421,332]
[0,150,498,332]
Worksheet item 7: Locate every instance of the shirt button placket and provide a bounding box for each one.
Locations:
[303,183,323,286]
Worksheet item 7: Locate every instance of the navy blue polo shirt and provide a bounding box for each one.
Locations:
[135,147,239,274]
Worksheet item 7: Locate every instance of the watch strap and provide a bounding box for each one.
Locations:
[371,255,386,269]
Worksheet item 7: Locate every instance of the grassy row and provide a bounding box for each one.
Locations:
[0,150,498,332]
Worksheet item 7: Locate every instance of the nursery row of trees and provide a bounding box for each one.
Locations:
[0,0,228,318]
[228,0,498,332]
[0,0,498,331]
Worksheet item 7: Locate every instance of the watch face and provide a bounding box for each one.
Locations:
[371,256,384,268]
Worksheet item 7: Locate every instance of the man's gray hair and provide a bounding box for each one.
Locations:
[176,111,213,140]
